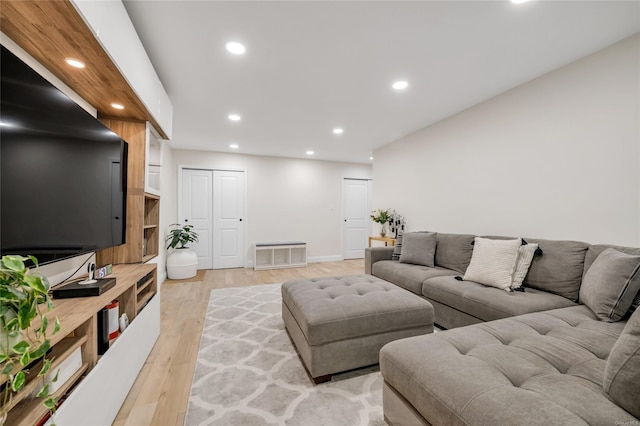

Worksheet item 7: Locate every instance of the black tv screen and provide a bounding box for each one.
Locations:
[0,45,128,265]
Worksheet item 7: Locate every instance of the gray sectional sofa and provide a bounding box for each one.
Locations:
[365,232,640,425]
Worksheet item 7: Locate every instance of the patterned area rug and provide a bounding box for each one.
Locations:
[185,283,385,426]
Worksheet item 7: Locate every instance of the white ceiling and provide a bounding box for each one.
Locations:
[123,1,640,164]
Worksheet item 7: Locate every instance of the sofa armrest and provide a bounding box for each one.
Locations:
[365,247,395,275]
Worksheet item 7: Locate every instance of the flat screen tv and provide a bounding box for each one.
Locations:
[0,45,128,265]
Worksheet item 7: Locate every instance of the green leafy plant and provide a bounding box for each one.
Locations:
[166,224,199,249]
[370,209,391,224]
[0,255,59,424]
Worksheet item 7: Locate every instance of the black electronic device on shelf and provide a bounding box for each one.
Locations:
[52,278,116,299]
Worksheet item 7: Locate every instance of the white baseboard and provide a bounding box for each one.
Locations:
[307,255,344,263]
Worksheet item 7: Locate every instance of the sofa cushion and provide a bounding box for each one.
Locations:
[603,308,640,418]
[372,260,458,295]
[463,237,521,291]
[423,275,576,322]
[585,244,640,313]
[511,242,539,289]
[434,233,476,273]
[380,305,634,426]
[523,238,589,302]
[391,231,403,261]
[399,232,436,267]
[580,248,640,322]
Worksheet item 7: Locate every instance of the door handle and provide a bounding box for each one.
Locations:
[239,218,243,222]
[185,219,189,222]
[344,219,347,222]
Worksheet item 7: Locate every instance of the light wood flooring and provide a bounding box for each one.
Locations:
[113,259,364,426]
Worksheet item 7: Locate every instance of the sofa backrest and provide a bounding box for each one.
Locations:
[434,233,476,274]
[523,238,589,302]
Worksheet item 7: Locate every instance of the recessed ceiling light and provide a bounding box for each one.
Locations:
[228,114,241,121]
[333,128,344,135]
[226,41,246,55]
[306,150,314,155]
[510,0,531,3]
[65,58,85,69]
[369,156,374,160]
[392,81,409,90]
[111,103,125,110]
[229,144,239,149]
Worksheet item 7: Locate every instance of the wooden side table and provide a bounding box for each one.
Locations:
[368,236,397,247]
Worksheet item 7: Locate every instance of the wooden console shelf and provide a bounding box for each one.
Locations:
[2,263,158,426]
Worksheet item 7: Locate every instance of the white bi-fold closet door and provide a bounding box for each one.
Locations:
[180,168,245,269]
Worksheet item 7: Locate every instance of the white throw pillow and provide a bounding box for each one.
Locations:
[511,242,539,289]
[463,237,521,291]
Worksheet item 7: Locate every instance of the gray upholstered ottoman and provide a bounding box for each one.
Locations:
[282,275,434,383]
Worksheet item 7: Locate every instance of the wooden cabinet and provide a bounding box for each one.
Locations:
[97,119,161,265]
[3,264,158,426]
[143,193,160,262]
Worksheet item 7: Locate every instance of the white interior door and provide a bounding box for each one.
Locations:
[343,178,372,259]
[181,169,213,269]
[213,170,245,269]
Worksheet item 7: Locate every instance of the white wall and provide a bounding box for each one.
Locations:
[374,34,640,247]
[147,144,175,283]
[169,151,372,263]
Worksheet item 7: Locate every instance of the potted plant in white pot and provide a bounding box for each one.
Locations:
[165,224,199,279]
[0,255,60,424]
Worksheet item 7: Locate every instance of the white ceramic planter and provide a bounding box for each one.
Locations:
[166,248,198,279]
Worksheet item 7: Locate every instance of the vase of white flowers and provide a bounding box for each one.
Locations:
[370,209,391,237]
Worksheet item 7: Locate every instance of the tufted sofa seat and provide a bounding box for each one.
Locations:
[380,305,637,426]
[282,275,433,382]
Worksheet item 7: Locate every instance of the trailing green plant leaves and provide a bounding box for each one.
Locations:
[12,371,25,391]
[5,317,19,334]
[44,396,57,409]
[1,254,58,421]
[24,274,47,294]
[2,362,14,374]
[11,340,29,354]
[20,351,31,367]
[39,359,52,377]
[41,316,49,334]
[36,383,50,398]
[1,256,26,272]
[17,299,38,329]
[29,340,50,360]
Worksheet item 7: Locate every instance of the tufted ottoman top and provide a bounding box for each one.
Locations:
[282,275,433,346]
[380,304,637,426]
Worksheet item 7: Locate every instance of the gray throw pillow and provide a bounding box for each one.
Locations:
[399,232,436,267]
[580,248,640,322]
[391,232,403,261]
[603,307,640,418]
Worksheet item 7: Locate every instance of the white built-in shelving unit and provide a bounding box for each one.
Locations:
[254,242,307,270]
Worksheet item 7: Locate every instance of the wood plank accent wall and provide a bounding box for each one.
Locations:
[97,118,147,266]
[0,0,169,139]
